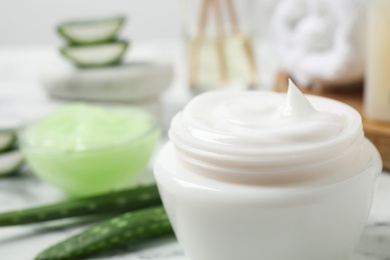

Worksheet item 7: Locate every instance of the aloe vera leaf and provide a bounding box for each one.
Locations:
[60,41,129,68]
[0,132,15,152]
[57,17,125,45]
[35,206,173,260]
[0,184,161,226]
[0,150,23,177]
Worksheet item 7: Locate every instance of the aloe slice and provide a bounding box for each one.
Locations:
[57,17,125,45]
[0,132,15,152]
[0,150,24,176]
[60,41,129,67]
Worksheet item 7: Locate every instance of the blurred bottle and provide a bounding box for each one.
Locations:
[180,0,258,94]
[365,0,390,121]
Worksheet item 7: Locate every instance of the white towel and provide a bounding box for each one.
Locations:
[272,0,367,88]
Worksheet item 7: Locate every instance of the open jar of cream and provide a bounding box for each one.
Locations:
[154,80,382,260]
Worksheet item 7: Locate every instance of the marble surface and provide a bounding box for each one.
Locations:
[0,42,389,260]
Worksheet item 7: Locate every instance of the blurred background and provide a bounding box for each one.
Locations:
[0,0,284,130]
[0,0,182,45]
[0,0,277,46]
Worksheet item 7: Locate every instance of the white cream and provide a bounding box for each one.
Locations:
[154,84,382,260]
[169,80,363,184]
[172,80,351,147]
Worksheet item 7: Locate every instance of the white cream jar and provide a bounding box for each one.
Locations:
[154,81,382,260]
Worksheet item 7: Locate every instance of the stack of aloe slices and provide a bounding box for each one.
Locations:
[58,16,129,67]
[0,131,24,177]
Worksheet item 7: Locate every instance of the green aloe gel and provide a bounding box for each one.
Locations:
[20,104,160,197]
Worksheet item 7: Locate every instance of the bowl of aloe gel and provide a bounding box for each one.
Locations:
[19,103,160,197]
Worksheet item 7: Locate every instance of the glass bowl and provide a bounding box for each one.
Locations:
[19,104,161,197]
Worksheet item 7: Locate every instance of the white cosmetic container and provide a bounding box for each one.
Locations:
[154,81,382,260]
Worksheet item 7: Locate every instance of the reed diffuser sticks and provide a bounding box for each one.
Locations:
[225,0,257,83]
[213,0,229,82]
[189,0,257,88]
[189,0,211,85]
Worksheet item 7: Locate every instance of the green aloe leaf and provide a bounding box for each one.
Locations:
[57,17,125,45]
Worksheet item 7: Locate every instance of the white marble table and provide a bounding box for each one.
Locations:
[0,43,389,260]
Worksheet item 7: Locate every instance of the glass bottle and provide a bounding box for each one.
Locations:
[180,0,258,93]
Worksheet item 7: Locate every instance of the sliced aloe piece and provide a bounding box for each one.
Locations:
[57,17,125,45]
[61,41,129,67]
[0,150,24,177]
[0,132,15,152]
